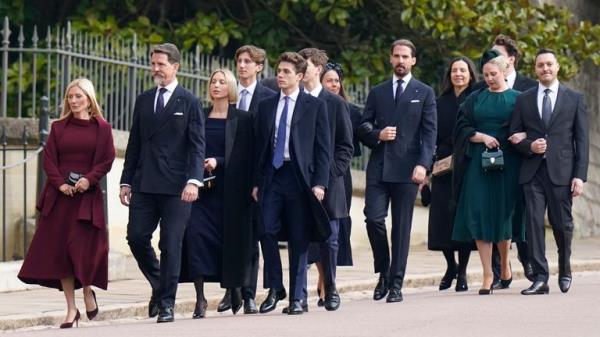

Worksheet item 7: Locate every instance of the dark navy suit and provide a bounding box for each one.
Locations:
[254,90,330,302]
[240,81,276,301]
[121,84,205,309]
[359,76,436,290]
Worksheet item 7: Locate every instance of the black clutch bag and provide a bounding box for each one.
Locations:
[481,148,504,172]
[66,172,83,186]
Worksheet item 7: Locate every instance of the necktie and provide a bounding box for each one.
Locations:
[394,79,404,106]
[542,88,552,127]
[272,96,289,169]
[155,87,168,116]
[239,89,249,111]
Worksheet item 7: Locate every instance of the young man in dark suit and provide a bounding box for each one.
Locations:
[474,34,538,286]
[253,52,331,315]
[119,43,205,323]
[509,49,589,295]
[358,39,436,303]
[299,48,353,311]
[216,44,276,315]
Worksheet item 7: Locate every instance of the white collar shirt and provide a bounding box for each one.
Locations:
[154,79,178,112]
[536,80,559,118]
[392,73,412,97]
[237,80,257,110]
[274,88,299,160]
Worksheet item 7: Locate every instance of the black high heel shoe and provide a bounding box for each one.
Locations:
[439,270,457,290]
[500,277,512,289]
[317,288,324,307]
[192,300,208,319]
[455,274,468,292]
[60,309,81,329]
[86,290,99,320]
[478,288,493,295]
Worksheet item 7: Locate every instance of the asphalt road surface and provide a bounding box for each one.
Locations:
[10,272,600,337]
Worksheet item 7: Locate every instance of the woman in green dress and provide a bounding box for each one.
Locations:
[452,51,526,294]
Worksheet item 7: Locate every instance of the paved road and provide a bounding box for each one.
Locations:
[10,271,600,337]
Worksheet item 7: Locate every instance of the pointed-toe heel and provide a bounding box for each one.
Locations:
[60,309,81,329]
[86,290,99,320]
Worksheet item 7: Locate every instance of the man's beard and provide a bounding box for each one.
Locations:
[153,74,166,86]
[394,65,408,78]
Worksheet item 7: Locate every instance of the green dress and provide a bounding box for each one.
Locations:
[452,89,526,243]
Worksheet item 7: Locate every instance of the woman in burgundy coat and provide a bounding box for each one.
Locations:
[18,78,115,328]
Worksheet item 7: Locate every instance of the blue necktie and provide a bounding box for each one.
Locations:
[155,87,168,116]
[238,89,249,111]
[272,96,289,169]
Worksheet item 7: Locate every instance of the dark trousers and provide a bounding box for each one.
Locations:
[492,241,529,280]
[242,239,260,300]
[364,180,418,289]
[523,163,573,283]
[319,219,340,290]
[260,162,311,301]
[126,192,191,309]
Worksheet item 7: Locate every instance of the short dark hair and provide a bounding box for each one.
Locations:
[535,48,558,62]
[441,56,479,96]
[150,43,181,64]
[390,39,416,57]
[235,45,267,66]
[277,52,307,75]
[493,34,520,67]
[298,48,329,68]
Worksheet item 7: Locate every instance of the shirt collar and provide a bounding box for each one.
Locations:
[538,80,559,95]
[304,83,323,97]
[393,73,412,85]
[506,71,516,87]
[159,79,178,93]
[280,87,300,102]
[238,80,257,95]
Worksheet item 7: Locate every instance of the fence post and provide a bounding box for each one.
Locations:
[1,17,11,118]
[62,21,72,92]
[22,127,28,256]
[36,97,49,199]
[1,126,6,261]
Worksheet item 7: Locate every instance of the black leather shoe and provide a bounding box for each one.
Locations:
[259,288,287,313]
[231,288,243,315]
[386,288,403,303]
[373,275,388,301]
[317,298,324,307]
[455,274,468,292]
[282,300,308,314]
[287,300,305,315]
[523,262,535,282]
[192,300,207,319]
[157,307,174,323]
[439,269,457,290]
[148,300,160,318]
[478,288,493,295]
[521,281,550,295]
[558,276,572,293]
[500,277,512,289]
[217,289,232,312]
[243,298,258,314]
[324,290,341,311]
[491,278,502,290]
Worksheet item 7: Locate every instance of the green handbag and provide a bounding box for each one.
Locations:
[481,148,504,172]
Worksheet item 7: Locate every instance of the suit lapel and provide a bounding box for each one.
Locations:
[147,85,183,138]
[526,88,544,129]
[291,91,306,127]
[548,84,566,128]
[225,105,238,166]
[393,79,418,125]
[383,79,395,124]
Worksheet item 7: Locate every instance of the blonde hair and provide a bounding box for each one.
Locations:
[484,55,509,76]
[60,78,104,120]
[207,68,238,104]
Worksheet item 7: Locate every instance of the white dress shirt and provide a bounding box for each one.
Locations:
[237,80,257,109]
[506,71,516,89]
[274,88,299,160]
[536,80,559,119]
[392,73,412,97]
[153,80,178,112]
[304,83,323,98]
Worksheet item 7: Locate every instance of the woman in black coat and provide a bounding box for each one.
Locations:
[180,68,255,318]
[427,56,478,292]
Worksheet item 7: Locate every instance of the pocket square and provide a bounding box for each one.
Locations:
[174,112,184,116]
[410,99,420,103]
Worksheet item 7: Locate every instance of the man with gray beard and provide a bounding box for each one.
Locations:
[119,43,205,323]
